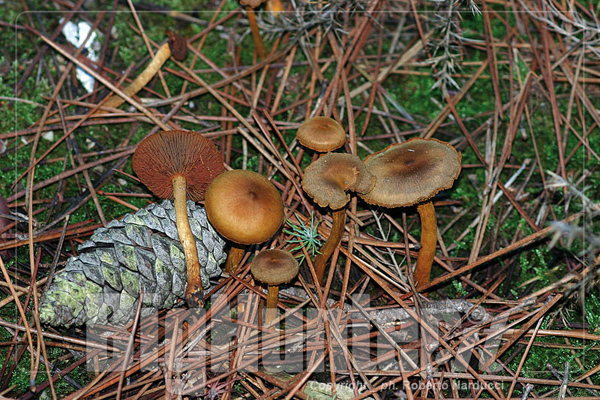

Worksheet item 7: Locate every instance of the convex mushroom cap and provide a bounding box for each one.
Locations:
[296,117,347,152]
[359,138,461,207]
[132,130,224,201]
[205,170,284,245]
[251,249,299,286]
[302,153,376,210]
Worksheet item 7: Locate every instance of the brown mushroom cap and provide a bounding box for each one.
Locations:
[205,170,284,245]
[360,138,461,208]
[166,29,188,61]
[240,0,266,8]
[133,130,224,202]
[133,131,224,202]
[302,153,376,210]
[296,117,347,152]
[251,249,299,286]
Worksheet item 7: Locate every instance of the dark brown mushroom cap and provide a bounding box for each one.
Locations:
[205,170,284,245]
[302,153,376,210]
[251,249,299,286]
[359,138,461,208]
[166,30,188,61]
[132,130,224,202]
[296,117,346,152]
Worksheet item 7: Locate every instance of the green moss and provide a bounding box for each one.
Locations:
[387,73,438,121]
[455,75,496,118]
[505,334,600,396]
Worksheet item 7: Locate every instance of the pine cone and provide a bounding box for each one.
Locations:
[39,201,227,328]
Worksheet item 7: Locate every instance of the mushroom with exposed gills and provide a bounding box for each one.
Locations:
[302,153,376,285]
[133,130,224,307]
[250,249,299,324]
[205,170,285,275]
[100,30,188,112]
[359,138,461,288]
[296,116,347,154]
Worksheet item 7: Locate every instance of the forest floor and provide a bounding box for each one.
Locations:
[0,0,599,398]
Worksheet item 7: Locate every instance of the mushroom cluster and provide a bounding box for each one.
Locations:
[297,117,461,290]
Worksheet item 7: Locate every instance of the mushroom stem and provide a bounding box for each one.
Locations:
[101,43,172,112]
[246,7,267,59]
[265,285,279,324]
[225,245,247,274]
[414,201,437,288]
[313,208,346,285]
[173,175,204,306]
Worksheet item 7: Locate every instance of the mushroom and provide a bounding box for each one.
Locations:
[205,170,285,274]
[359,138,461,288]
[250,249,299,324]
[132,130,224,306]
[240,0,268,59]
[100,30,188,112]
[302,153,376,284]
[296,116,347,154]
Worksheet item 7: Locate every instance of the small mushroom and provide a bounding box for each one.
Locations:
[302,153,375,284]
[240,0,268,59]
[359,138,461,288]
[250,249,299,324]
[100,30,188,112]
[205,170,285,274]
[296,116,347,154]
[133,130,224,306]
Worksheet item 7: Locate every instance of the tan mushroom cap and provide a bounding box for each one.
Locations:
[302,153,376,210]
[360,138,461,208]
[296,117,347,152]
[251,249,299,286]
[240,0,266,8]
[132,130,225,202]
[205,170,284,245]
